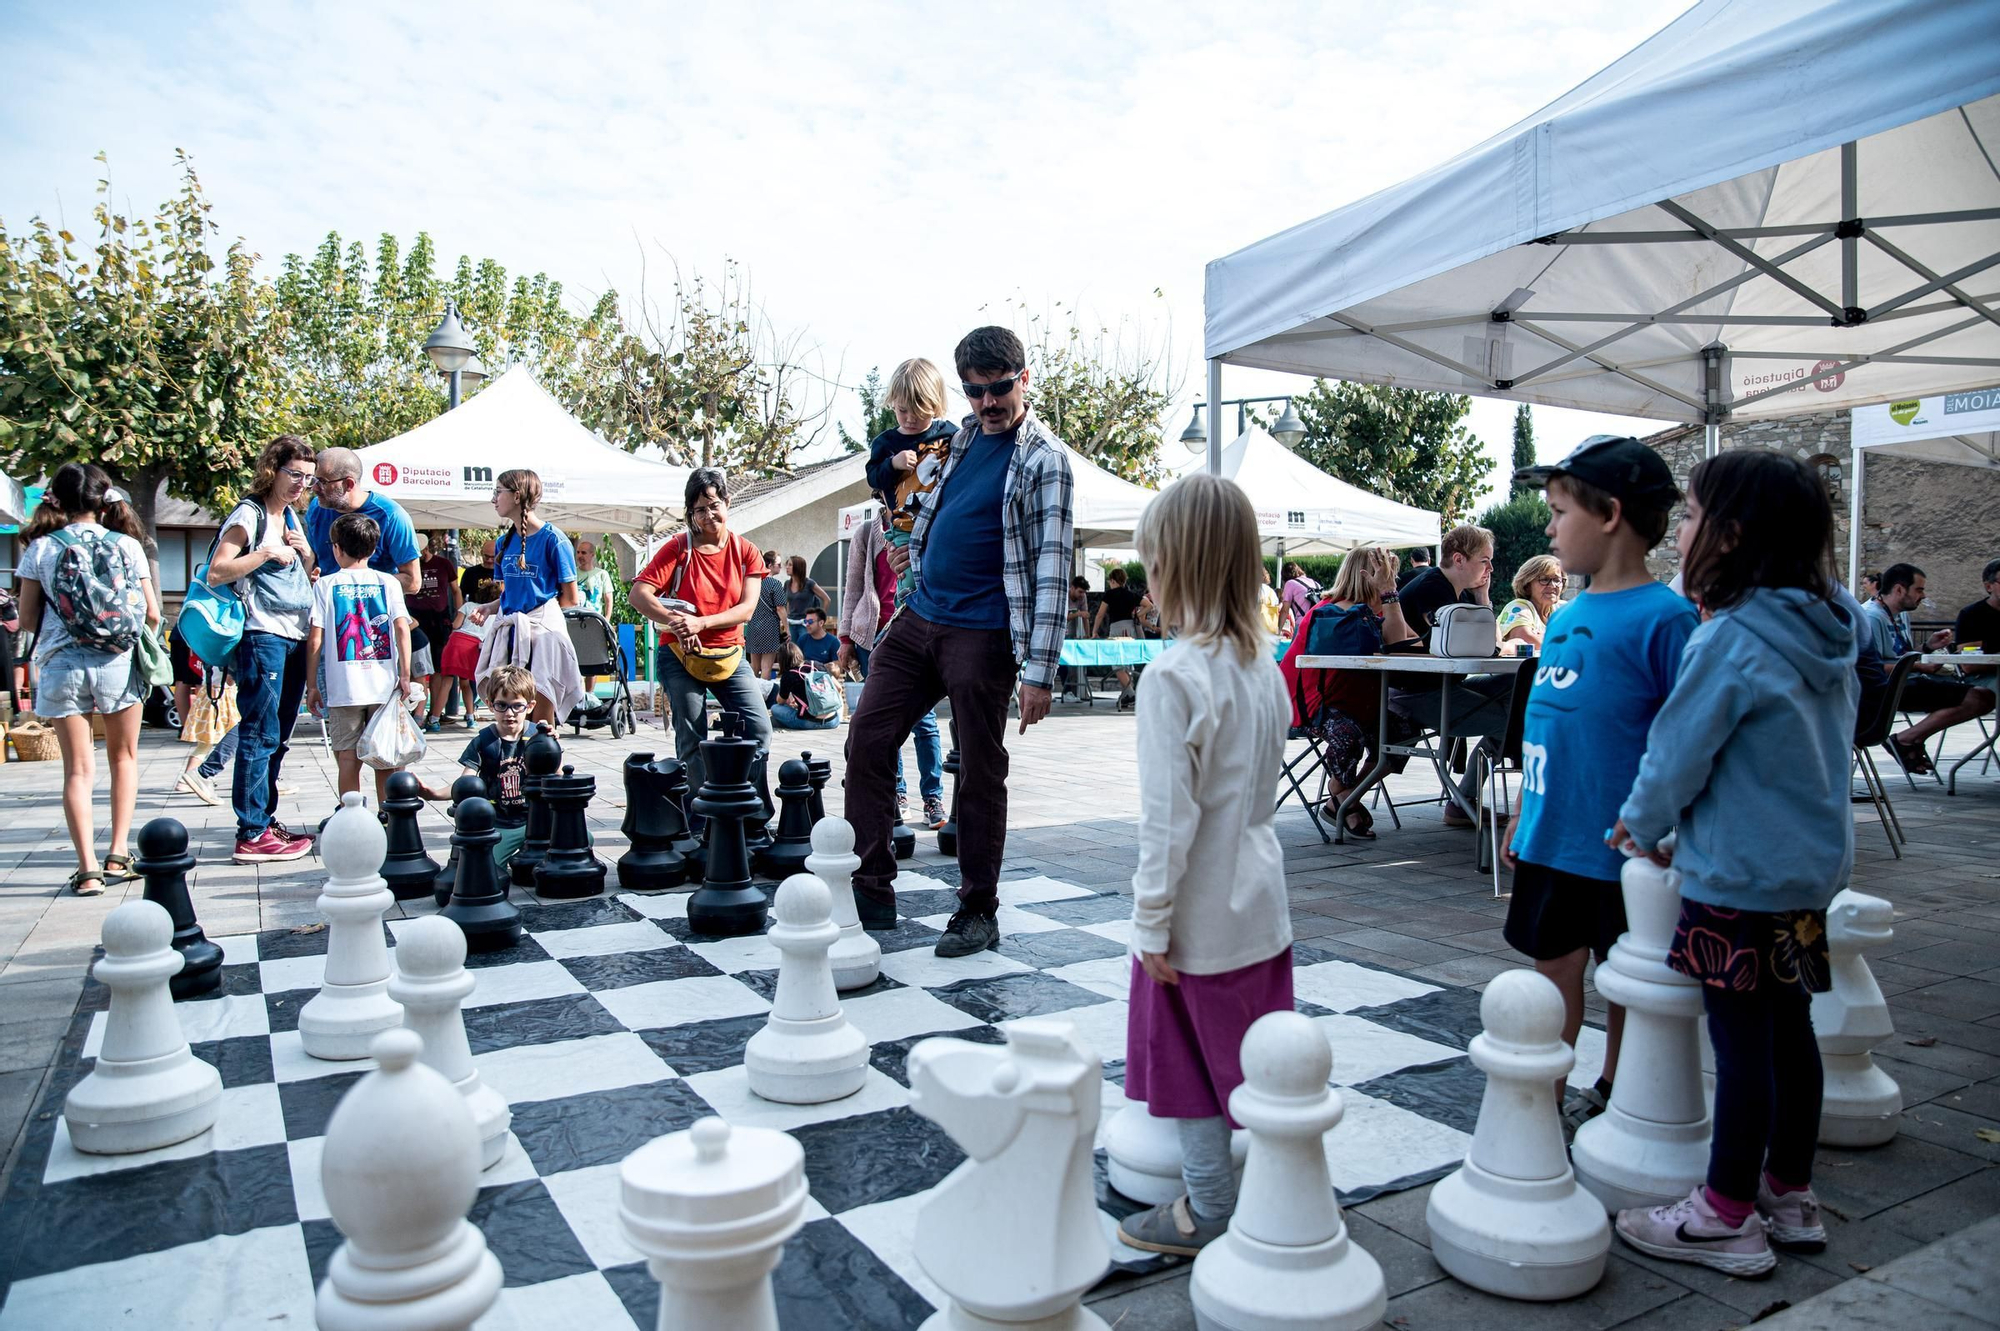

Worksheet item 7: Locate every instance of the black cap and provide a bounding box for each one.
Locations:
[1513,434,1679,507]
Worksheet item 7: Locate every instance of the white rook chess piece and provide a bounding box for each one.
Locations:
[806,818,880,991]
[301,792,405,1060]
[390,916,513,1170]
[1571,854,1711,1212]
[316,1028,503,1331]
[1426,970,1610,1300]
[619,1116,808,1331]
[744,872,869,1104]
[1103,1095,1249,1205]
[1814,890,1902,1146]
[908,1018,1110,1331]
[1189,1011,1385,1331]
[63,899,223,1155]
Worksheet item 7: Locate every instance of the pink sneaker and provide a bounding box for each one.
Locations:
[234,829,312,864]
[1757,1177,1827,1252]
[1615,1187,1776,1277]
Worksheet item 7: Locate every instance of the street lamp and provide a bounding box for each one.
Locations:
[457,354,488,390]
[423,299,477,409]
[1270,399,1306,448]
[1180,395,1306,455]
[1179,404,1208,453]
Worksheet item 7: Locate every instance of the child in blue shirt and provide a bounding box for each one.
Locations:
[1503,436,1698,1121]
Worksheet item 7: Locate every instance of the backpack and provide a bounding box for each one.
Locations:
[46,527,146,652]
[802,668,844,721]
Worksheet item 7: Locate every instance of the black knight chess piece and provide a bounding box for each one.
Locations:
[618,752,690,891]
[936,738,962,857]
[440,797,523,953]
[434,774,488,907]
[380,770,441,901]
[133,817,223,1000]
[687,711,770,936]
[753,758,815,879]
[510,723,564,888]
[534,765,609,900]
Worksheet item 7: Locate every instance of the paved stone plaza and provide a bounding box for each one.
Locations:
[1,701,1995,1329]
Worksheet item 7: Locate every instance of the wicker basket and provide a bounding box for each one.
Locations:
[10,723,58,762]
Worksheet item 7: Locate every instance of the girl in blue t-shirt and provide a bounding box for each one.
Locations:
[467,468,582,724]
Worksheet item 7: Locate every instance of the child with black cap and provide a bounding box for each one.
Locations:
[1501,434,1698,1124]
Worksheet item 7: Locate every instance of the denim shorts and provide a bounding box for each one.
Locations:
[34,645,143,719]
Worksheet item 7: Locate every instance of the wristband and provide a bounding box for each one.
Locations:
[1379,591,1400,604]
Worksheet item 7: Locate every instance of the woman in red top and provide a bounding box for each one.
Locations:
[629,467,774,828]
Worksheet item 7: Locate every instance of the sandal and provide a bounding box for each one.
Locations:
[1889,736,1934,775]
[1320,797,1377,840]
[68,868,105,897]
[103,853,137,883]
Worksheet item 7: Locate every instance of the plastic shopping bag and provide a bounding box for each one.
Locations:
[356,695,427,771]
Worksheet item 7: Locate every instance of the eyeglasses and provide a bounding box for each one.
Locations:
[961,374,1021,400]
[311,475,351,493]
[279,468,313,486]
[1536,576,1565,587]
[492,700,531,714]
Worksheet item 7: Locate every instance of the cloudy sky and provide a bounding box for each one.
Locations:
[1,0,1689,494]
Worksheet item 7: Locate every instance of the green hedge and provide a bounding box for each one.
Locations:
[1116,555,1351,589]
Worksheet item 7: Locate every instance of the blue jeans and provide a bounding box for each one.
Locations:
[771,702,839,730]
[657,652,774,827]
[853,647,943,800]
[198,725,238,778]
[232,631,309,840]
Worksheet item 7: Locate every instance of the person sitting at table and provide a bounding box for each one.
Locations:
[1397,546,1432,590]
[1390,523,1508,827]
[1092,566,1144,711]
[1259,564,1285,637]
[1497,554,1565,650]
[1864,562,1994,773]
[1952,557,2000,705]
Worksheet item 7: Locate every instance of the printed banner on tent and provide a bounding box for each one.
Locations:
[365,458,575,502]
[1853,388,2000,449]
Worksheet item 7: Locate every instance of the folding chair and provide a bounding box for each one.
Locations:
[1280,667,1336,844]
[1471,664,1535,897]
[1858,654,1920,849]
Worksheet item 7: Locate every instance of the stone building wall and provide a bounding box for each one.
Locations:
[1640,412,2000,616]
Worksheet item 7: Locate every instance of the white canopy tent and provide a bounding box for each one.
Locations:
[1202,0,2000,491]
[0,472,29,528]
[832,442,1159,550]
[1217,425,1441,554]
[1848,387,2000,584]
[353,367,691,533]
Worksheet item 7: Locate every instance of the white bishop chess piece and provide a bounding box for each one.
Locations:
[1813,889,1902,1146]
[806,817,880,991]
[619,1116,808,1331]
[1102,1096,1247,1205]
[1571,851,1712,1212]
[300,792,405,1060]
[389,916,513,1169]
[744,872,870,1104]
[316,1028,503,1331]
[1426,970,1610,1300]
[908,1018,1110,1330]
[1189,1011,1385,1331]
[63,899,223,1155]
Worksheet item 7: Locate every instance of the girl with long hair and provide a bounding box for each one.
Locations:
[467,468,585,726]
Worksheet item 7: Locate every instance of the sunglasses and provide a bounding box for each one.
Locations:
[961,374,1021,400]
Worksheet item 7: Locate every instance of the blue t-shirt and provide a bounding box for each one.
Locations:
[798,630,840,665]
[1512,581,1699,882]
[305,493,422,581]
[909,428,1015,630]
[495,524,578,614]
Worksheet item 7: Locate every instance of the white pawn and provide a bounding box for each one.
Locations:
[1813,890,1902,1146]
[1102,1097,1248,1205]
[806,817,880,991]
[744,873,869,1104]
[390,917,512,1170]
[316,1028,503,1331]
[64,899,223,1155]
[1190,1011,1385,1331]
[301,792,405,1060]
[1571,854,1712,1212]
[619,1116,807,1331]
[1426,970,1610,1300]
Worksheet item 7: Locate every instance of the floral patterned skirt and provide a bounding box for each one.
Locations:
[1667,900,1830,997]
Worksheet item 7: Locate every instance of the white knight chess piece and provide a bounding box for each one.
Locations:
[1813,890,1902,1146]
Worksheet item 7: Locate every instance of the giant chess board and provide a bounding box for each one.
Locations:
[0,862,1604,1329]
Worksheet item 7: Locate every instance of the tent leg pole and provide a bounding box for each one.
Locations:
[1704,421,1720,460]
[1206,359,1224,475]
[1849,441,1864,592]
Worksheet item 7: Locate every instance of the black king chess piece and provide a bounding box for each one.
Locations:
[440,796,523,952]
[936,734,963,857]
[753,758,815,879]
[686,710,770,936]
[380,770,441,901]
[534,764,608,899]
[133,817,223,1000]
[510,722,564,888]
[433,773,488,907]
[618,752,690,891]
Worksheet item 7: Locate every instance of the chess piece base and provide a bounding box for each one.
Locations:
[381,868,439,902]
[830,933,883,992]
[166,940,224,1001]
[316,1221,503,1331]
[616,849,688,892]
[745,1016,869,1104]
[65,1051,222,1155]
[893,823,916,860]
[1426,1160,1609,1301]
[534,862,607,900]
[922,1307,1110,1331]
[1570,1106,1711,1213]
[461,1077,512,1170]
[1818,1058,1902,1146]
[1191,1227,1386,1331]
[433,854,459,908]
[1104,1102,1247,1206]
[754,842,812,880]
[298,983,405,1061]
[936,823,958,857]
[688,886,770,937]
[439,899,523,953]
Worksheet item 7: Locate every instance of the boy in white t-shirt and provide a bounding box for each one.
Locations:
[305,512,414,804]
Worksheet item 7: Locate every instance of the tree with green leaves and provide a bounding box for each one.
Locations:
[1510,403,1536,495]
[0,153,282,549]
[1290,380,1491,523]
[1479,492,1552,593]
[837,367,896,454]
[1013,301,1177,486]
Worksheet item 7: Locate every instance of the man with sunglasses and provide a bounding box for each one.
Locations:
[844,326,1075,958]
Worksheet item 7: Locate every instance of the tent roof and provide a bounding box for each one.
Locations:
[1216,425,1441,552]
[1065,444,1159,547]
[1205,0,2000,425]
[353,367,691,532]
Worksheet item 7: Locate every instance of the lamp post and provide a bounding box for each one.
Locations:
[1180,394,1307,457]
[423,299,478,409]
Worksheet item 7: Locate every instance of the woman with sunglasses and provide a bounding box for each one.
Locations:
[466,468,586,727]
[208,434,320,863]
[1497,554,1567,652]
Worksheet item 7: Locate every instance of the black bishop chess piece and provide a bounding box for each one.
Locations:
[686,710,770,936]
[618,752,690,891]
[433,774,488,907]
[133,817,223,1000]
[936,736,963,857]
[380,770,441,901]
[534,764,608,899]
[440,796,523,952]
[510,723,564,888]
[753,758,815,879]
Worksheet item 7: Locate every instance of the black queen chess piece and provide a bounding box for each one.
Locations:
[379,770,441,902]
[687,710,770,936]
[433,774,488,907]
[753,758,816,879]
[618,752,690,891]
[440,796,523,953]
[510,722,564,888]
[534,764,609,900]
[132,817,223,1001]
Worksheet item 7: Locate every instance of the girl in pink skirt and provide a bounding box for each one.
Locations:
[1116,473,1295,1257]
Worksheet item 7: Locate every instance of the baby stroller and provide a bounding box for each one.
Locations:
[563,608,636,739]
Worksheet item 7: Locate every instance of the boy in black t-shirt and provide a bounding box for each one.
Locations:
[458,665,535,869]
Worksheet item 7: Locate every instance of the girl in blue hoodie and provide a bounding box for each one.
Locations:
[1608,450,1859,1278]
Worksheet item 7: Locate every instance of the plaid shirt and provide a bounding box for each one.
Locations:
[909,409,1075,691]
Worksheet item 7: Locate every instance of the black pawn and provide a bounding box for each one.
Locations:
[687,711,768,936]
[510,723,564,888]
[618,753,689,891]
[440,797,522,952]
[936,742,962,857]
[380,770,440,901]
[434,773,487,907]
[754,758,815,879]
[535,765,608,899]
[801,750,831,824]
[893,821,916,861]
[133,818,222,1001]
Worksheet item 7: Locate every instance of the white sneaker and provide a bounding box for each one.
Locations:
[178,772,220,807]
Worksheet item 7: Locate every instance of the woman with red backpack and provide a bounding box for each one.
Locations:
[15,463,160,895]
